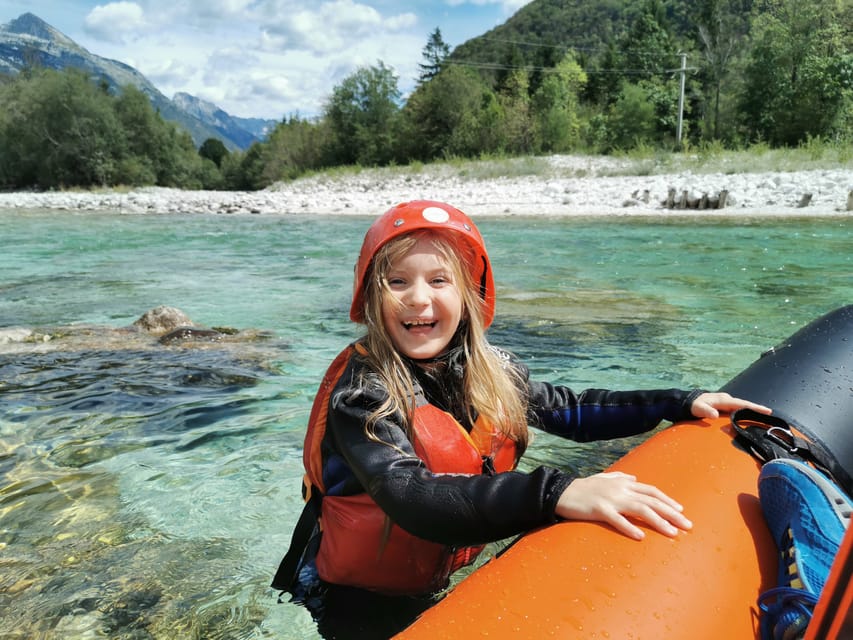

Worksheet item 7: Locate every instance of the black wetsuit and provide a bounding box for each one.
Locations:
[292,347,702,639]
[322,348,701,546]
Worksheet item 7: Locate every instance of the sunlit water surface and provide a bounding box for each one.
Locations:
[1,209,851,638]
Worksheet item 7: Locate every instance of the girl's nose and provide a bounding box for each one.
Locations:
[406,279,430,306]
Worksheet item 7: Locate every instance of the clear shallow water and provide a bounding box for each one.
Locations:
[1,209,851,638]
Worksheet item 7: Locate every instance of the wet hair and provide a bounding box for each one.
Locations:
[359,230,529,452]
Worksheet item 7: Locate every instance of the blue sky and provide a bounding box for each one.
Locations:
[4,1,533,120]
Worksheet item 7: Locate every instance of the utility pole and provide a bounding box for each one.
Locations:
[668,53,696,150]
[675,52,687,149]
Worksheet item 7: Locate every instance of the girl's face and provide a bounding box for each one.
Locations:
[381,236,464,361]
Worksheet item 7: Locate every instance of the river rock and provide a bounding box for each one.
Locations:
[133,306,194,334]
[0,327,34,344]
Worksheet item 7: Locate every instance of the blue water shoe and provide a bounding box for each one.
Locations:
[757,458,852,640]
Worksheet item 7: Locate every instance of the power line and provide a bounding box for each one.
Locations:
[474,35,686,59]
[445,58,680,78]
[475,35,595,52]
[449,48,698,149]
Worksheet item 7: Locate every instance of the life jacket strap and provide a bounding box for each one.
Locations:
[270,481,322,593]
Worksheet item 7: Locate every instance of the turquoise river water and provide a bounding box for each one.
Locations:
[1,209,851,639]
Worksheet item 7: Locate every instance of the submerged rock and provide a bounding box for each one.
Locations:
[133,306,195,334]
[0,327,34,344]
[0,306,277,355]
[158,327,223,345]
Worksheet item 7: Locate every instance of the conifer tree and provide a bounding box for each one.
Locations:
[418,28,451,85]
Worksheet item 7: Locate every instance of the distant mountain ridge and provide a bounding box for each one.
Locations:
[0,12,275,151]
[172,92,277,149]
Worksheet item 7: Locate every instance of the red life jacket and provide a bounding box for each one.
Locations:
[305,344,518,595]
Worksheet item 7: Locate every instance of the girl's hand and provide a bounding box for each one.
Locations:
[555,472,692,540]
[690,392,772,419]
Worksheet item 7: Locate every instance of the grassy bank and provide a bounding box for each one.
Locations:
[302,141,853,186]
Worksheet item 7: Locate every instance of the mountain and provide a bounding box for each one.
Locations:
[172,92,277,150]
[0,12,269,151]
[449,0,709,71]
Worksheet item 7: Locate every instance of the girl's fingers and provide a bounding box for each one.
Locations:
[691,392,772,418]
[624,493,692,537]
[631,481,685,512]
[608,476,693,536]
[608,512,646,541]
[558,473,693,539]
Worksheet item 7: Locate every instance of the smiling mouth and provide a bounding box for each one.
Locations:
[403,320,437,330]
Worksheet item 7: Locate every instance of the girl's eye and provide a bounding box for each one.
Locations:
[387,277,405,287]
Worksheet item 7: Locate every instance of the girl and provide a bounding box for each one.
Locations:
[273,200,771,638]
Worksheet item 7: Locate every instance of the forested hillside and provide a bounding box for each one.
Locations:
[1,0,850,191]
[452,0,749,62]
[250,0,852,189]
[450,0,850,145]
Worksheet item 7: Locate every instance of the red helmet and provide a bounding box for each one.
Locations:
[350,200,496,327]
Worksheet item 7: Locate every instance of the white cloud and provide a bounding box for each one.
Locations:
[503,0,533,10]
[83,2,146,43]
[444,0,533,12]
[196,0,255,16]
[142,56,199,89]
[385,12,418,30]
[207,47,261,74]
[66,0,493,119]
[261,0,417,54]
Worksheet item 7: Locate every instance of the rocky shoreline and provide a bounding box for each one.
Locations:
[1,155,851,217]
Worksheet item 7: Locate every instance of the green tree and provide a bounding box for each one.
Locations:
[739,0,853,145]
[582,43,623,107]
[258,115,331,184]
[113,86,175,185]
[527,39,563,97]
[0,68,122,188]
[401,65,493,161]
[228,142,266,190]
[495,44,527,95]
[324,62,401,166]
[168,129,220,189]
[418,28,451,85]
[531,52,588,152]
[0,68,219,190]
[601,81,658,151]
[606,0,683,147]
[620,0,673,77]
[430,87,508,158]
[199,138,229,168]
[498,68,534,154]
[696,0,748,140]
[112,85,212,188]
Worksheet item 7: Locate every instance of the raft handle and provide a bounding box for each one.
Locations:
[731,408,852,499]
[766,426,799,455]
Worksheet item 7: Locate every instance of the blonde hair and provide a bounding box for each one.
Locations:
[358,230,530,452]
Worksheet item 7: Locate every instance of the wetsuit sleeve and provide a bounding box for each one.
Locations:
[526,370,703,442]
[325,373,574,547]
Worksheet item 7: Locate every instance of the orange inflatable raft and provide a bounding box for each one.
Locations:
[398,305,853,640]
